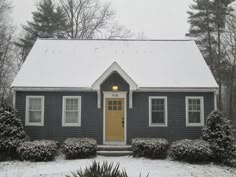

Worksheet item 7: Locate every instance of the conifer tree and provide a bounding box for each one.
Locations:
[187,0,235,110]
[186,0,216,67]
[202,110,235,162]
[15,0,68,62]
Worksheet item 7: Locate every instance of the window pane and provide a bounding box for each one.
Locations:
[108,106,112,110]
[152,99,164,111]
[29,98,41,110]
[189,112,201,123]
[66,103,78,110]
[65,98,78,111]
[188,99,201,111]
[29,111,41,122]
[66,99,78,105]
[152,112,165,124]
[65,111,78,123]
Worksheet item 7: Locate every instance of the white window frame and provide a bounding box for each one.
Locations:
[25,96,44,126]
[62,96,81,127]
[185,96,204,127]
[149,96,168,127]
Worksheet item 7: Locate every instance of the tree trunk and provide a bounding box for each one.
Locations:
[217,25,222,110]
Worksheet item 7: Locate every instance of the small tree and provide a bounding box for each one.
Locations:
[0,104,28,160]
[202,110,235,162]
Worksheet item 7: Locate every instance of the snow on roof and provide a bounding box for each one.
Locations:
[12,39,218,89]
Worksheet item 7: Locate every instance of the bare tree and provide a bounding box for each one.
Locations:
[0,0,15,104]
[59,0,115,39]
[105,22,133,39]
[222,15,236,119]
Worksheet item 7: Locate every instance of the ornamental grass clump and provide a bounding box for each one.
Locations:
[62,138,97,159]
[132,138,169,159]
[66,161,128,177]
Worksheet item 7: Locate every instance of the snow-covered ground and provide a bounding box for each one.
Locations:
[0,155,236,177]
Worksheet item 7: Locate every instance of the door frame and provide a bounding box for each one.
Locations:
[103,91,127,145]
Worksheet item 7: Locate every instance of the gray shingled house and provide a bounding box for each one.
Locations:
[11,39,218,145]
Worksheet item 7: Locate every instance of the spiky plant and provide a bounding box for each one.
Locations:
[67,161,128,177]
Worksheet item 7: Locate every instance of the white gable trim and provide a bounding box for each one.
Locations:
[92,62,137,109]
[92,62,138,90]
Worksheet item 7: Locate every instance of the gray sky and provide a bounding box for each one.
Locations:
[11,0,191,39]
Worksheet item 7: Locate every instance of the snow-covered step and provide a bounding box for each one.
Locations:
[97,150,132,157]
[97,145,132,151]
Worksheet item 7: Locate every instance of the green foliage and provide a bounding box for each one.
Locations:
[62,138,97,159]
[17,140,58,162]
[202,110,235,162]
[67,161,128,177]
[132,138,169,159]
[15,0,68,61]
[0,104,28,161]
[169,139,213,163]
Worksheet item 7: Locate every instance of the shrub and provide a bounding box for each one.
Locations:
[16,140,58,161]
[0,104,28,161]
[132,138,169,159]
[202,110,235,162]
[169,139,213,163]
[62,138,97,159]
[66,161,128,177]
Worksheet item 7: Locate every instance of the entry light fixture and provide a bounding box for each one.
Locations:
[112,85,118,92]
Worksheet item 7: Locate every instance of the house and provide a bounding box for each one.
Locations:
[11,39,218,145]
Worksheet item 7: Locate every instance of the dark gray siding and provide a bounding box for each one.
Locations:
[127,92,214,143]
[16,91,103,143]
[16,91,214,144]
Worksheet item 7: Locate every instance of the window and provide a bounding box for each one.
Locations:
[149,96,168,127]
[25,96,44,126]
[62,96,81,127]
[186,97,204,126]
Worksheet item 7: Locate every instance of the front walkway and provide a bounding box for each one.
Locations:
[0,155,235,177]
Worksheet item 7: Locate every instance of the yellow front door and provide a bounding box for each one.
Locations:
[105,98,124,141]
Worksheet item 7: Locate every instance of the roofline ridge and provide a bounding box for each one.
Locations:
[37,38,193,42]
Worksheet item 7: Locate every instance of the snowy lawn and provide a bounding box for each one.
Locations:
[0,155,236,177]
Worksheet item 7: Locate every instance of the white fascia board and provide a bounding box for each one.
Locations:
[92,62,138,91]
[136,87,218,92]
[12,87,94,92]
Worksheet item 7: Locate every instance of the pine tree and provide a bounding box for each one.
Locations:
[187,0,235,111]
[211,0,235,110]
[186,0,216,67]
[15,0,68,62]
[202,110,235,162]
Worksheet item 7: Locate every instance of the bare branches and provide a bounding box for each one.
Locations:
[59,0,115,39]
[0,0,15,104]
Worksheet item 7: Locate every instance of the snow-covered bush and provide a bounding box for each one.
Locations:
[202,110,235,162]
[62,138,97,159]
[132,138,169,159]
[169,139,213,163]
[67,161,128,177]
[0,104,28,161]
[17,140,58,161]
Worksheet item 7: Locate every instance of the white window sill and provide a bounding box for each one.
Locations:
[62,123,81,127]
[25,123,44,126]
[149,124,168,127]
[186,123,204,127]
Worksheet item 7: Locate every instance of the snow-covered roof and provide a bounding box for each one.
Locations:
[12,39,218,90]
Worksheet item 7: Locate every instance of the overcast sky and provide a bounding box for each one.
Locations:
[11,0,191,39]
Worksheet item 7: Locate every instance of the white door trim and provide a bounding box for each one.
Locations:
[103,91,127,145]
